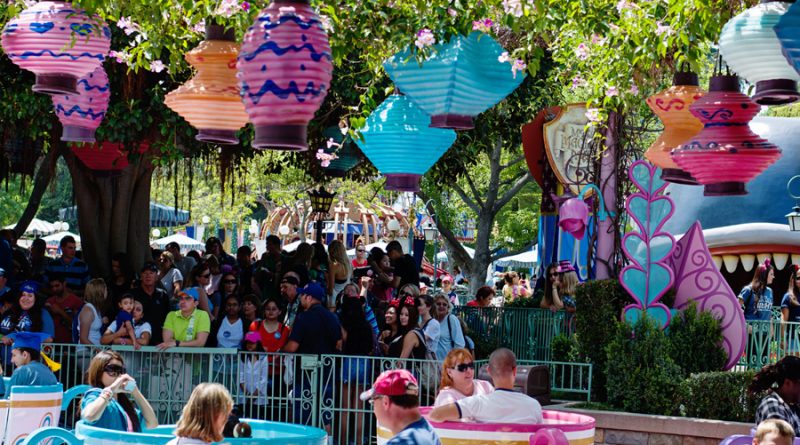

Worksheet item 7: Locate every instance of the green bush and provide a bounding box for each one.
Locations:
[575,279,632,401]
[504,296,541,308]
[668,302,727,376]
[551,333,580,362]
[605,318,683,415]
[677,371,760,422]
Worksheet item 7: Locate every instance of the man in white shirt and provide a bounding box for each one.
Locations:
[429,348,543,424]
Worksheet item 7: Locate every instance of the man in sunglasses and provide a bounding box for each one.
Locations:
[360,369,441,445]
[429,348,543,424]
[0,332,57,397]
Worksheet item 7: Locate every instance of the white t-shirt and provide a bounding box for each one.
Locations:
[217,317,244,348]
[106,320,152,341]
[434,379,494,406]
[166,438,210,445]
[421,318,440,356]
[456,388,543,424]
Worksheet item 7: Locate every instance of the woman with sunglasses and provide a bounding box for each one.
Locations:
[539,263,561,311]
[351,240,370,280]
[187,264,215,317]
[434,348,493,406]
[81,350,157,432]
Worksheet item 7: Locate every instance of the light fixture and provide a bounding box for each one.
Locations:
[278,225,290,236]
[423,220,438,241]
[387,219,401,232]
[787,175,800,231]
[152,228,161,238]
[308,186,335,244]
[202,216,211,225]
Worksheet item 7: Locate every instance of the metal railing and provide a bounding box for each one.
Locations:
[453,306,571,361]
[474,359,592,401]
[2,344,590,444]
[737,319,800,370]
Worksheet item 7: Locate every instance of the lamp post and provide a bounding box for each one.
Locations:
[423,218,439,293]
[308,186,336,245]
[787,176,800,232]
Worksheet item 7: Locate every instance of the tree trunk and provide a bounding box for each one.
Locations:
[596,111,621,279]
[63,150,155,278]
[12,137,64,239]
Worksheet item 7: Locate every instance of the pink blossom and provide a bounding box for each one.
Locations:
[109,50,131,64]
[498,51,510,63]
[316,149,338,168]
[472,19,493,33]
[150,60,165,73]
[629,84,639,95]
[511,59,527,78]
[447,8,458,17]
[241,1,250,11]
[319,16,333,33]
[655,21,673,36]
[606,86,619,97]
[616,0,634,13]
[415,28,436,49]
[574,43,590,60]
[503,0,524,18]
[326,138,340,149]
[571,76,586,90]
[585,108,601,123]
[591,34,606,46]
[191,19,206,34]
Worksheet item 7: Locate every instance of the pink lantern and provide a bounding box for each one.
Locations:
[558,197,589,240]
[237,0,333,151]
[672,75,781,196]
[1,1,111,96]
[52,66,110,142]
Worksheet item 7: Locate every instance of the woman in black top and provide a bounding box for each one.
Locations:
[388,296,425,359]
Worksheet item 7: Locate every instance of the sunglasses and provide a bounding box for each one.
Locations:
[357,249,366,252]
[199,273,211,279]
[223,280,237,284]
[452,362,475,372]
[103,364,127,377]
[367,395,385,405]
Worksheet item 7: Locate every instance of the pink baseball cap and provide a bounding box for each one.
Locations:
[360,369,419,401]
[244,331,261,344]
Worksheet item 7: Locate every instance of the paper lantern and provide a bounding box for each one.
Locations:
[1,1,110,95]
[672,75,781,196]
[71,142,129,173]
[237,0,333,151]
[720,1,799,105]
[383,32,525,130]
[52,66,109,142]
[558,197,589,240]
[354,95,456,192]
[644,71,704,185]
[165,25,248,145]
[321,126,361,177]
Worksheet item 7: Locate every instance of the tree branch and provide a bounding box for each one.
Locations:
[460,165,485,209]
[13,137,64,239]
[500,154,526,170]
[490,239,536,263]
[451,182,481,214]
[493,171,532,213]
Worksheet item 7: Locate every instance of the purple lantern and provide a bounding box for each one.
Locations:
[237,0,333,151]
[1,1,110,96]
[558,197,589,240]
[52,66,110,142]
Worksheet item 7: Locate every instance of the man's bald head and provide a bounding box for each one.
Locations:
[488,348,517,377]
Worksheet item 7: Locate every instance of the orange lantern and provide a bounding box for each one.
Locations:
[165,25,248,145]
[645,71,705,185]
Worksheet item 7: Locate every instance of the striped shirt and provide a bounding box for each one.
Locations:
[45,257,90,292]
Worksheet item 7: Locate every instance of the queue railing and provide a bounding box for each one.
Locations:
[737,319,800,370]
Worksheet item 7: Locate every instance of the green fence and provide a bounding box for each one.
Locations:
[8,344,590,444]
[738,319,800,371]
[453,306,571,361]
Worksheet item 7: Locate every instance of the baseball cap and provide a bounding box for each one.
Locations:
[141,261,159,273]
[297,282,326,301]
[178,287,200,301]
[556,260,576,274]
[360,369,419,401]
[244,331,261,344]
[441,275,452,283]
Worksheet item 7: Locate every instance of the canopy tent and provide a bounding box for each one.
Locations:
[435,246,475,262]
[42,231,81,249]
[4,218,56,236]
[495,245,539,268]
[59,202,191,227]
[150,233,204,253]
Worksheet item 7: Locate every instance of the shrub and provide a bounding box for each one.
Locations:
[504,296,541,308]
[575,279,632,401]
[551,333,580,362]
[677,371,760,422]
[605,318,683,415]
[668,302,727,376]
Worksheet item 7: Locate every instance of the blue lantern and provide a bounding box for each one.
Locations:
[321,126,361,178]
[383,32,526,130]
[720,1,799,105]
[355,95,456,192]
[775,2,800,83]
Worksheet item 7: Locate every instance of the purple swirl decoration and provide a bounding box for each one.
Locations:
[669,222,746,370]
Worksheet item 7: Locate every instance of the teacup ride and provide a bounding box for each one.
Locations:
[20,419,327,445]
[377,409,596,445]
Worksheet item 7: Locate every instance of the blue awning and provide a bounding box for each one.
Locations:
[59,201,191,227]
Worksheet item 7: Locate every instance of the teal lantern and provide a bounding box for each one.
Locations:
[776,1,800,82]
[321,126,362,178]
[355,95,456,192]
[383,32,526,130]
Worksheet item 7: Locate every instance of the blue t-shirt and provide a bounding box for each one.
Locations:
[782,293,800,323]
[288,304,341,355]
[740,285,773,321]
[7,361,58,390]
[387,417,442,445]
[81,387,143,432]
[115,310,134,332]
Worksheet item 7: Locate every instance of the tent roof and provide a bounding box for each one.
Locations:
[151,233,204,251]
[59,201,190,227]
[495,246,539,268]
[4,218,55,236]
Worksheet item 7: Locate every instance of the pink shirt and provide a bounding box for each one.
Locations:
[434,379,494,406]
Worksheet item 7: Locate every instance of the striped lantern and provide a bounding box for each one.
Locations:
[52,66,110,142]
[0,1,110,95]
[644,71,705,185]
[237,0,333,151]
[773,2,800,87]
[671,75,781,196]
[719,0,799,105]
[383,32,525,130]
[355,95,456,192]
[165,25,249,145]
